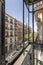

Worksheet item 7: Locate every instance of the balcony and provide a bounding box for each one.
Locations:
[5,19,9,22]
[13,45,33,65]
[10,28,14,30]
[5,27,9,30]
[10,21,13,24]
[10,34,14,37]
[15,34,18,36]
[5,35,10,37]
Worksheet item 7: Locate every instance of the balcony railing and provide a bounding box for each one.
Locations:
[10,28,14,30]
[5,27,9,29]
[5,35,10,37]
[5,19,9,22]
[10,21,13,24]
[10,35,14,37]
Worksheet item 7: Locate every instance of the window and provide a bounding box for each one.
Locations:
[5,31,8,37]
[10,32,13,36]
[5,24,8,29]
[5,16,8,22]
[10,25,12,28]
[10,19,13,24]
[9,44,12,50]
[10,38,12,43]
[5,39,7,44]
[5,46,7,53]
[15,22,17,26]
[10,25,13,30]
[5,24,8,27]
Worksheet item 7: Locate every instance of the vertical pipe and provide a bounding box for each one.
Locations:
[23,0,24,49]
[1,0,5,65]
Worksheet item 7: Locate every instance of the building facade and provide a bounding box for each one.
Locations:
[34,1,43,43]
[5,14,15,54]
[15,20,23,44]
[5,13,29,56]
[34,1,43,65]
[15,19,28,44]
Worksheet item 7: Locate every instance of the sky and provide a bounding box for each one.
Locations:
[5,0,37,32]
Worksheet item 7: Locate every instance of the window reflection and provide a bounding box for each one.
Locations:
[5,0,43,65]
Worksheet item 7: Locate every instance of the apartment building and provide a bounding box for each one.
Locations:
[15,20,23,44]
[5,13,29,55]
[34,1,43,65]
[5,13,15,54]
[17,21,23,43]
[15,19,29,44]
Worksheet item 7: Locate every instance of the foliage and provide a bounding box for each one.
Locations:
[25,32,37,42]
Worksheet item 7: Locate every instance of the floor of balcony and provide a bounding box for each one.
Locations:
[13,45,32,65]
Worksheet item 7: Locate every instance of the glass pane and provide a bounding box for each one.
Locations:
[34,15,37,42]
[0,0,43,65]
[29,5,32,11]
[34,1,43,44]
[29,13,33,42]
[5,0,23,64]
[34,45,43,65]
[24,4,29,47]
[21,44,33,65]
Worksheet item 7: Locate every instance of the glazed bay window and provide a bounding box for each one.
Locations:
[0,0,43,65]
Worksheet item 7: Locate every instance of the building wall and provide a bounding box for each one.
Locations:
[34,1,43,65]
[5,14,15,54]
[5,13,29,54]
[34,1,43,42]
[34,45,43,65]
[15,19,28,43]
